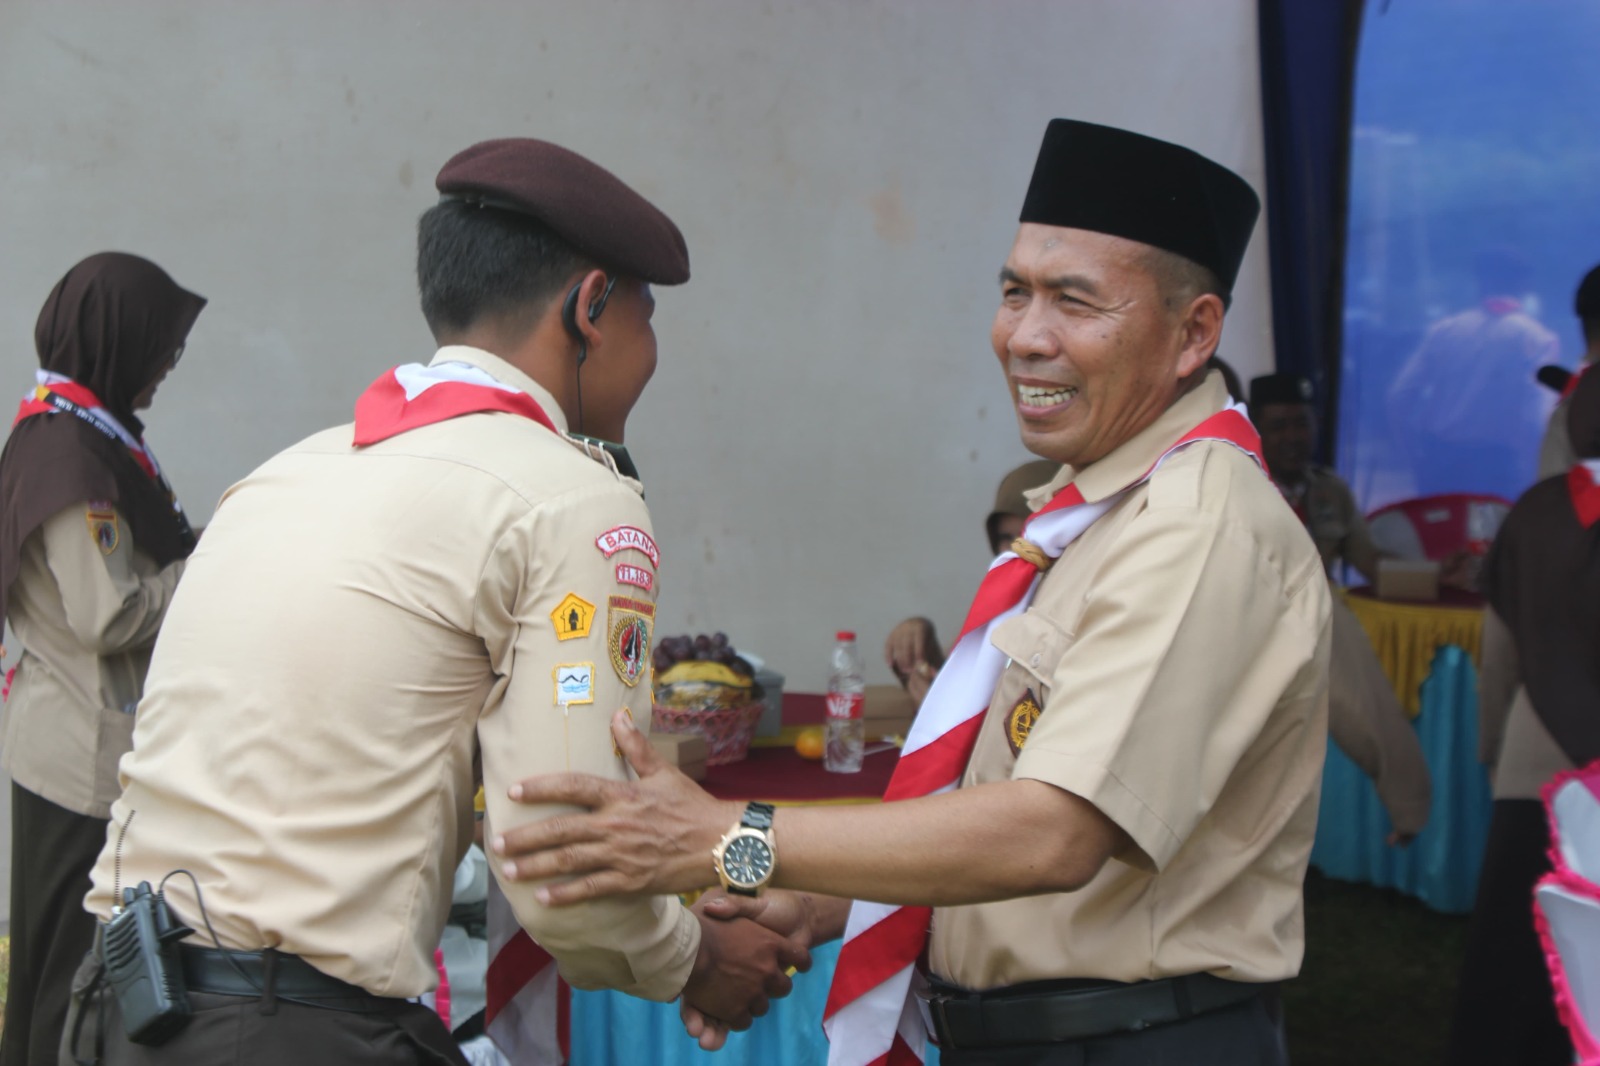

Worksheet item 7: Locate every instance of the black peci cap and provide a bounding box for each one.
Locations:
[1020,120,1260,296]
[1249,373,1314,410]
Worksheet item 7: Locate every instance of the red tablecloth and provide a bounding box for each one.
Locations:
[703,745,897,803]
[701,692,897,802]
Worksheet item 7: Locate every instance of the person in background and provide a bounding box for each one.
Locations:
[62,139,804,1064]
[496,119,1331,1065]
[1536,261,1600,477]
[883,459,1057,705]
[1447,368,1600,1065]
[0,253,202,1066]
[1250,373,1431,844]
[1387,247,1558,502]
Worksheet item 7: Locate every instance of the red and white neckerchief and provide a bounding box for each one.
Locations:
[354,360,570,1059]
[822,402,1265,1066]
[352,361,558,446]
[14,371,164,481]
[1568,460,1600,529]
[486,884,570,1065]
[1563,364,1592,402]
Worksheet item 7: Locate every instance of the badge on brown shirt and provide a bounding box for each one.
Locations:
[1006,688,1042,755]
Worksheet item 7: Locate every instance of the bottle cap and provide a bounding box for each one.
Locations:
[836,630,857,642]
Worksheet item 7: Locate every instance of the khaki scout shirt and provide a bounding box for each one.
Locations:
[928,374,1332,990]
[1283,465,1381,583]
[86,346,699,1001]
[2,503,183,818]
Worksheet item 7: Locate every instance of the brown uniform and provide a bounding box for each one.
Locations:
[68,347,697,1061]
[1288,465,1432,838]
[0,503,182,1066]
[929,376,1332,991]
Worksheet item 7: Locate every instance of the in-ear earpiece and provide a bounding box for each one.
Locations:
[560,283,584,342]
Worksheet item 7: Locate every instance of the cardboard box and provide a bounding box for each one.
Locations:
[862,685,917,740]
[649,732,708,781]
[1376,558,1440,602]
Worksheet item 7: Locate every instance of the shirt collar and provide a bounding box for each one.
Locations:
[428,345,570,436]
[1026,370,1231,510]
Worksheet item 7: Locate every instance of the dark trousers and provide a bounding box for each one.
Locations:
[2,783,107,1066]
[59,949,469,1066]
[1445,799,1572,1066]
[938,993,1287,1066]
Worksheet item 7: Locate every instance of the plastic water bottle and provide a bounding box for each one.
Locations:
[825,631,866,773]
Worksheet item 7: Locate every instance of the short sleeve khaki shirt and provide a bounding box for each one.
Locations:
[928,375,1331,990]
[86,347,698,1000]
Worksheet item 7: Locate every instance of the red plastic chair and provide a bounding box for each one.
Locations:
[1366,493,1513,562]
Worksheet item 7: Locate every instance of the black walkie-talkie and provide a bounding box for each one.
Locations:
[101,881,193,1044]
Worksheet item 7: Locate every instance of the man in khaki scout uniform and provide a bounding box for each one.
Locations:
[62,139,805,1065]
[493,120,1332,1066]
[1251,372,1432,843]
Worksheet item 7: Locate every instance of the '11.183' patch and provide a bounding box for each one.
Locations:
[1006,688,1042,756]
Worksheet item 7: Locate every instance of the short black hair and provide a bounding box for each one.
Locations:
[416,199,593,338]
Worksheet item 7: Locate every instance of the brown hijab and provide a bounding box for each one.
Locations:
[0,253,205,630]
[1481,369,1600,765]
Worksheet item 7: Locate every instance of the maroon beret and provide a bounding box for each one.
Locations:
[436,138,690,285]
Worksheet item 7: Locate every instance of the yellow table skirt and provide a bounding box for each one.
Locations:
[1341,590,1483,716]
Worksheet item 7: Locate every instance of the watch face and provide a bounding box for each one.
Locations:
[722,834,774,887]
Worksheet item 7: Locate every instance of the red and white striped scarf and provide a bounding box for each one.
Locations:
[822,403,1264,1066]
[354,358,571,1062]
[353,360,558,446]
[14,371,164,480]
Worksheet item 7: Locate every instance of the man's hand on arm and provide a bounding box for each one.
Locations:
[494,710,1127,908]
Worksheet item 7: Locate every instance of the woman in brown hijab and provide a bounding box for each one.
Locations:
[0,253,202,1066]
[1446,368,1600,1066]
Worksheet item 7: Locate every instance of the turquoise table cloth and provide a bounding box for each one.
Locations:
[570,940,942,1065]
[1310,645,1494,913]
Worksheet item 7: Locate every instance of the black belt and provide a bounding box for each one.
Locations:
[178,945,387,1012]
[922,973,1269,1049]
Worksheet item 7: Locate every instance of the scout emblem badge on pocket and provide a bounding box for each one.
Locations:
[1006,688,1042,755]
[607,595,654,686]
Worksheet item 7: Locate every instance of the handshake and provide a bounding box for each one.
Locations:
[678,888,819,1051]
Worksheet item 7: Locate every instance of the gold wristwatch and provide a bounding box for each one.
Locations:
[711,801,777,897]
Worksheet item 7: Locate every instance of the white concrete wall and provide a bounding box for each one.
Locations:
[0,0,1272,691]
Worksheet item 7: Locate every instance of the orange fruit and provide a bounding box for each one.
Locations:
[795,726,826,760]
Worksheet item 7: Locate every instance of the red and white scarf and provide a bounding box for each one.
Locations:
[353,360,558,446]
[14,371,165,480]
[823,403,1265,1066]
[1568,460,1600,529]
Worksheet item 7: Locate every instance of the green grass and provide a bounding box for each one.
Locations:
[1285,870,1470,1065]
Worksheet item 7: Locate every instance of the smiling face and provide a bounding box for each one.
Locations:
[992,224,1222,468]
[1257,402,1316,482]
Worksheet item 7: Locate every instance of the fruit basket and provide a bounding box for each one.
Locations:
[651,700,765,766]
[652,633,763,765]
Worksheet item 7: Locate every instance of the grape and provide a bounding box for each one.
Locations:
[711,632,729,649]
[730,656,754,678]
[693,634,712,654]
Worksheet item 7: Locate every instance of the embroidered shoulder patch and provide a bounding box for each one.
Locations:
[615,563,654,592]
[85,505,119,556]
[550,593,596,641]
[607,596,653,687]
[553,663,595,707]
[1005,688,1042,756]
[595,525,660,568]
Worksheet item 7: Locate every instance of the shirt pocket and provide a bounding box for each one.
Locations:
[93,705,137,810]
[990,610,1075,693]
